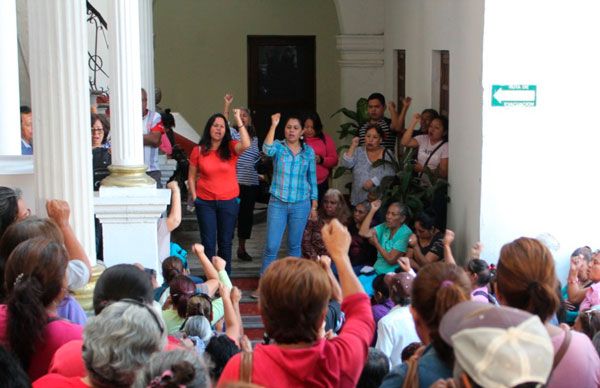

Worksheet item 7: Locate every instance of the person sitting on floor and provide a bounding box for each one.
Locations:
[375,264,420,368]
[358,200,412,295]
[563,247,594,324]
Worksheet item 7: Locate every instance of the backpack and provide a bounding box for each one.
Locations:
[473,290,499,305]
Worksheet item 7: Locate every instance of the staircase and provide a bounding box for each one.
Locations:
[172,205,284,341]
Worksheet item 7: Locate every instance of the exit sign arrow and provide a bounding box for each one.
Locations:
[492,85,537,107]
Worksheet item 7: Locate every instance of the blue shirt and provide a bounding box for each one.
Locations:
[380,344,452,388]
[21,139,33,155]
[263,140,318,203]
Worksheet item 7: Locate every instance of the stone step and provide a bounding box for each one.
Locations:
[178,205,268,232]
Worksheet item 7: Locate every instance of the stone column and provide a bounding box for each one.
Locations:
[28,0,96,261]
[0,0,22,156]
[95,0,168,277]
[102,0,155,187]
[139,0,156,110]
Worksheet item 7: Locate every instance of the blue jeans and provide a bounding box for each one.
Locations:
[261,197,311,275]
[194,197,239,274]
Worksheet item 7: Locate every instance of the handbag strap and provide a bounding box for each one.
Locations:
[418,140,446,178]
[552,327,572,370]
[239,350,253,383]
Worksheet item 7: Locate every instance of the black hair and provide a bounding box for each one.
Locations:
[356,348,389,388]
[372,274,390,300]
[421,108,439,119]
[367,93,386,106]
[0,346,29,388]
[198,113,233,161]
[0,187,19,240]
[90,113,110,144]
[364,124,386,141]
[304,111,324,141]
[284,114,307,148]
[19,106,31,115]
[433,115,449,142]
[401,342,422,362]
[204,335,240,381]
[93,264,154,315]
[414,211,437,231]
[161,256,184,284]
[161,108,176,129]
[466,258,493,287]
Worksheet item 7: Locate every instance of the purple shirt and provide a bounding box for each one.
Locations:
[57,294,87,325]
[372,299,395,324]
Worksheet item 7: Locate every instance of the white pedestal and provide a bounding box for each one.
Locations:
[94,187,170,283]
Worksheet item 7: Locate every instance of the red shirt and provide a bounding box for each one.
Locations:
[305,134,338,184]
[33,374,88,388]
[189,141,239,200]
[218,293,374,388]
[0,305,83,381]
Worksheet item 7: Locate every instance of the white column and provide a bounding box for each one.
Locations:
[96,0,168,277]
[102,0,154,187]
[28,0,96,262]
[0,0,22,156]
[139,0,156,110]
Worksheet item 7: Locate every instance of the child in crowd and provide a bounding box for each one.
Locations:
[465,258,497,304]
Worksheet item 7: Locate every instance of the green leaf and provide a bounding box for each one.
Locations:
[331,108,358,122]
[340,122,358,131]
[356,98,369,125]
[333,167,349,179]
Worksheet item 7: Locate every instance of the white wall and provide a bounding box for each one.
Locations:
[480,0,600,279]
[384,0,485,260]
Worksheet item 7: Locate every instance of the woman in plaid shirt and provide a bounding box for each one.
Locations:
[254,113,318,296]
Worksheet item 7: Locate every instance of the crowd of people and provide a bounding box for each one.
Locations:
[1,89,598,387]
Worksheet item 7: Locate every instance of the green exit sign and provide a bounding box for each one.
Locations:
[492,85,537,107]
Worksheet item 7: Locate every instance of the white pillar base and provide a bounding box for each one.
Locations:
[94,187,170,284]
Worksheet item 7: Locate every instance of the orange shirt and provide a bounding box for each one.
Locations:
[190,141,239,200]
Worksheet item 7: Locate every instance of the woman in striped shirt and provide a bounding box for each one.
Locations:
[224,94,260,262]
[255,113,318,296]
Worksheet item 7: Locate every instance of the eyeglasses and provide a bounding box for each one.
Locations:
[119,298,164,335]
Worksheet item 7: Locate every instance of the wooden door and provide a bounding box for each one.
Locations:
[247,36,316,141]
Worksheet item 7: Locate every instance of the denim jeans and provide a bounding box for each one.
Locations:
[194,197,239,274]
[261,197,311,275]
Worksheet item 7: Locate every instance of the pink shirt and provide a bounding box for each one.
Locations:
[0,304,83,380]
[471,286,491,303]
[305,134,338,184]
[218,293,374,388]
[579,282,600,311]
[547,329,600,388]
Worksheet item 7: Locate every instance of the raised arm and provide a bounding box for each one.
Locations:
[46,200,92,275]
[321,219,363,297]
[319,255,342,303]
[222,93,233,120]
[358,199,380,237]
[191,244,219,296]
[442,229,456,265]
[388,101,401,132]
[263,113,280,147]
[400,113,420,148]
[165,181,182,232]
[567,254,588,303]
[396,96,412,134]
[409,233,442,266]
[233,108,251,155]
[343,136,360,160]
[219,283,241,346]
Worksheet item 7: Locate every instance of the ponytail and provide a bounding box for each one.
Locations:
[7,276,48,369]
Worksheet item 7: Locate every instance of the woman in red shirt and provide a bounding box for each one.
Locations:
[303,112,338,202]
[188,110,250,274]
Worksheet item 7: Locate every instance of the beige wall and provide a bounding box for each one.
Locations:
[383,0,485,260]
[153,0,340,136]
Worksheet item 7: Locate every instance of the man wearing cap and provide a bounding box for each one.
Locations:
[432,300,554,388]
[375,270,420,368]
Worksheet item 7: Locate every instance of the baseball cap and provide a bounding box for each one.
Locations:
[439,301,553,388]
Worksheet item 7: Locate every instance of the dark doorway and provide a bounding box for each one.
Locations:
[247,36,316,141]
